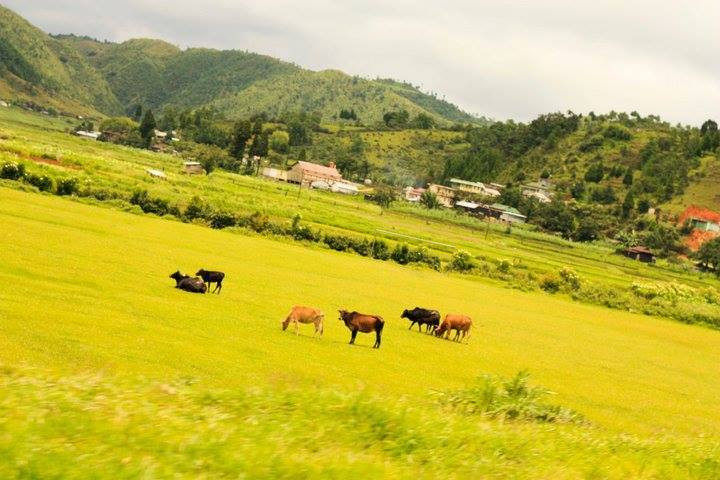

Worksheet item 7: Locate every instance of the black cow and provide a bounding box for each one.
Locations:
[169,271,207,294]
[196,268,225,294]
[401,307,441,333]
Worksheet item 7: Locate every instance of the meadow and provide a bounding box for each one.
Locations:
[2,187,720,478]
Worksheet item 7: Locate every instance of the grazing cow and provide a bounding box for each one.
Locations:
[338,310,385,349]
[169,270,207,294]
[282,305,324,337]
[401,307,440,333]
[435,314,472,342]
[195,268,225,294]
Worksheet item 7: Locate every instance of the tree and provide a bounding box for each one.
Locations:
[369,186,396,209]
[412,113,436,129]
[621,190,635,218]
[249,132,269,157]
[269,130,290,154]
[623,167,634,186]
[139,109,156,145]
[584,163,604,183]
[288,119,311,146]
[229,120,252,159]
[695,237,720,274]
[131,104,143,122]
[420,191,441,209]
[642,222,683,257]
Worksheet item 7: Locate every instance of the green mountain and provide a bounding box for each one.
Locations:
[56,34,480,125]
[0,5,121,115]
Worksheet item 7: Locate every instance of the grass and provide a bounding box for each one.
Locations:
[2,187,720,477]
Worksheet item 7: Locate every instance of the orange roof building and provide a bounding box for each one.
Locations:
[287,161,343,185]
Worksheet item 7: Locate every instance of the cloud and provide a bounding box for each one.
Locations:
[4,0,719,124]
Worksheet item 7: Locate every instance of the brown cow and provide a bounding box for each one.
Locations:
[338,310,385,348]
[435,314,472,342]
[282,306,324,337]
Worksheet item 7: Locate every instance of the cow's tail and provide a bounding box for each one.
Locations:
[318,314,325,335]
[376,316,385,333]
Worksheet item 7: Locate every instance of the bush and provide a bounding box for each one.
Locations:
[184,196,213,222]
[349,238,372,257]
[603,124,632,141]
[434,371,583,423]
[408,246,441,270]
[371,238,390,260]
[391,243,411,264]
[24,173,53,191]
[539,274,561,293]
[244,211,271,233]
[559,267,581,290]
[448,250,475,272]
[210,211,238,229]
[1,161,25,180]
[129,189,175,216]
[324,234,350,252]
[56,177,79,196]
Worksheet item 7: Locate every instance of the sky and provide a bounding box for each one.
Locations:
[5,0,719,125]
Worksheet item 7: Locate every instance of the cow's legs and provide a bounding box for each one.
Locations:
[294,319,300,336]
[374,329,382,348]
[408,321,415,330]
[349,329,358,344]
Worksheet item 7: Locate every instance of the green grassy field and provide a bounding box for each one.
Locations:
[2,187,720,478]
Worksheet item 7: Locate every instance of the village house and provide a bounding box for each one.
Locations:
[521,180,554,204]
[427,184,456,208]
[449,178,501,198]
[75,130,99,140]
[260,166,288,182]
[183,161,203,175]
[331,182,359,195]
[477,203,527,223]
[624,246,656,263]
[403,186,426,202]
[287,161,343,186]
[146,168,167,180]
[454,200,480,213]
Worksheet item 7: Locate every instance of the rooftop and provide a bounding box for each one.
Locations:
[294,161,342,179]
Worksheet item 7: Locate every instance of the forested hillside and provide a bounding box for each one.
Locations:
[53,34,478,125]
[0,6,121,115]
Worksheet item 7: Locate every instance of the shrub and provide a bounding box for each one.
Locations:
[210,211,238,229]
[603,124,632,141]
[497,259,512,274]
[24,173,53,191]
[371,238,390,260]
[349,238,372,257]
[129,189,175,216]
[408,246,441,270]
[184,196,213,222]
[539,274,561,293]
[324,234,350,252]
[559,267,581,290]
[391,243,411,264]
[56,177,79,196]
[1,161,25,180]
[434,371,583,423]
[244,211,271,233]
[448,250,475,272]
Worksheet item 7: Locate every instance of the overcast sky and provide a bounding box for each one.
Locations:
[6,0,719,125]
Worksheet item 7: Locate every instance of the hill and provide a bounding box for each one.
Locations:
[50,32,480,125]
[0,6,121,115]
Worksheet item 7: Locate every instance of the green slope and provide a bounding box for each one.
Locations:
[56,34,481,124]
[0,6,121,115]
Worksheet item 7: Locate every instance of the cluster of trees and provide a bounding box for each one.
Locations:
[442,112,582,183]
[382,110,437,130]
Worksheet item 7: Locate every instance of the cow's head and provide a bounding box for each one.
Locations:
[400,309,409,319]
[195,268,205,276]
[338,310,349,322]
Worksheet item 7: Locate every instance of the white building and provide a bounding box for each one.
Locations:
[449,178,501,197]
[331,182,359,195]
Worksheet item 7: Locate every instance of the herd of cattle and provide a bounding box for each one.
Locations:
[170,270,472,348]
